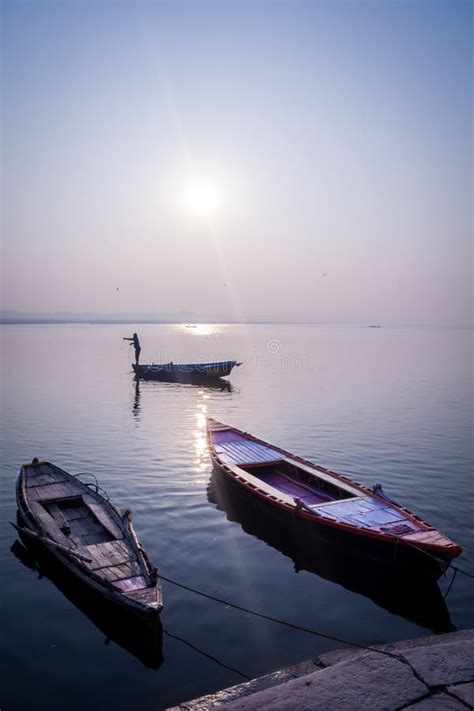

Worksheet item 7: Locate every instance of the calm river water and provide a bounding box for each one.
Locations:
[1,323,473,710]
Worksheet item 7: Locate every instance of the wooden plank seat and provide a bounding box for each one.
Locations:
[28,481,80,502]
[24,462,68,487]
[26,473,67,487]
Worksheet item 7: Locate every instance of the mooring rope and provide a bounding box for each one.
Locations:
[160,555,472,686]
[400,541,474,581]
[160,544,474,654]
[163,628,252,681]
[159,574,399,660]
[443,568,459,601]
[447,564,474,579]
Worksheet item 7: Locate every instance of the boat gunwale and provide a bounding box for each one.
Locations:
[206,419,462,560]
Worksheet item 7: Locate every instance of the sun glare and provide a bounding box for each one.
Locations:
[184,182,222,219]
[182,323,216,337]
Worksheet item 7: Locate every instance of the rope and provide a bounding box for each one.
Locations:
[451,565,474,580]
[159,574,398,660]
[443,568,459,600]
[163,628,252,681]
[400,540,474,580]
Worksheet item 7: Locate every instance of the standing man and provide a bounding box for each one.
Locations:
[123,333,141,364]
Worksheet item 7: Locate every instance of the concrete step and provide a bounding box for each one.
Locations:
[166,629,474,711]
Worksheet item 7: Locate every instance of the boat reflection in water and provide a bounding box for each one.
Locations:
[11,539,164,670]
[207,470,455,634]
[134,376,232,402]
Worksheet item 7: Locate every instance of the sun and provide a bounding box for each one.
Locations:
[184,182,222,219]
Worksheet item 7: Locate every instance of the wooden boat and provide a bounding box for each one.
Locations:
[133,360,241,381]
[207,419,462,577]
[16,459,163,618]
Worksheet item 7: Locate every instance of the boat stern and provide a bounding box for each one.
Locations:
[122,582,163,618]
[401,529,462,564]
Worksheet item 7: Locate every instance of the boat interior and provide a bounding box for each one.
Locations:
[43,497,115,547]
[210,427,424,533]
[22,462,158,599]
[236,458,422,534]
[23,463,124,549]
[240,460,355,505]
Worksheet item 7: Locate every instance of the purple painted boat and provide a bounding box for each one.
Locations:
[15,460,163,618]
[207,419,462,578]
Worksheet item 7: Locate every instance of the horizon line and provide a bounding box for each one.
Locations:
[0,316,472,330]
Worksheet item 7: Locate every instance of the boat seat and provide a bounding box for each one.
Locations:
[28,480,80,502]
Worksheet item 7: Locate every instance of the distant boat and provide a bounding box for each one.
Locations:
[207,419,461,578]
[133,360,241,382]
[15,460,163,619]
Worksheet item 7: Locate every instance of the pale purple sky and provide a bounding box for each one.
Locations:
[1,0,472,325]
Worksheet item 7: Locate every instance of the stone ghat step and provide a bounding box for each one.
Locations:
[166,629,474,711]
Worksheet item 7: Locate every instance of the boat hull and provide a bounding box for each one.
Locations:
[16,504,161,621]
[11,537,164,668]
[208,469,455,632]
[207,419,462,580]
[209,461,447,580]
[133,360,239,382]
[15,463,162,620]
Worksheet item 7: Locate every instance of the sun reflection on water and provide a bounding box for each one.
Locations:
[194,394,210,478]
[181,324,218,337]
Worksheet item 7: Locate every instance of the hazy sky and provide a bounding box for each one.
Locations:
[1,0,472,325]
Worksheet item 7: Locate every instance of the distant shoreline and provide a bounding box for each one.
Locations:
[0,318,472,330]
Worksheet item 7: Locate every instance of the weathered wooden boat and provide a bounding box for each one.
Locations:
[16,459,163,618]
[207,419,462,578]
[133,360,240,381]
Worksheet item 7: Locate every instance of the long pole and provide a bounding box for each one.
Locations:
[10,522,92,563]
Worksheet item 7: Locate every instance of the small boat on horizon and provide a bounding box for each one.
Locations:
[15,460,163,619]
[133,360,241,382]
[207,419,462,578]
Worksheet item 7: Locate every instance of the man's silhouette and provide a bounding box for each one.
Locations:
[123,333,141,364]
